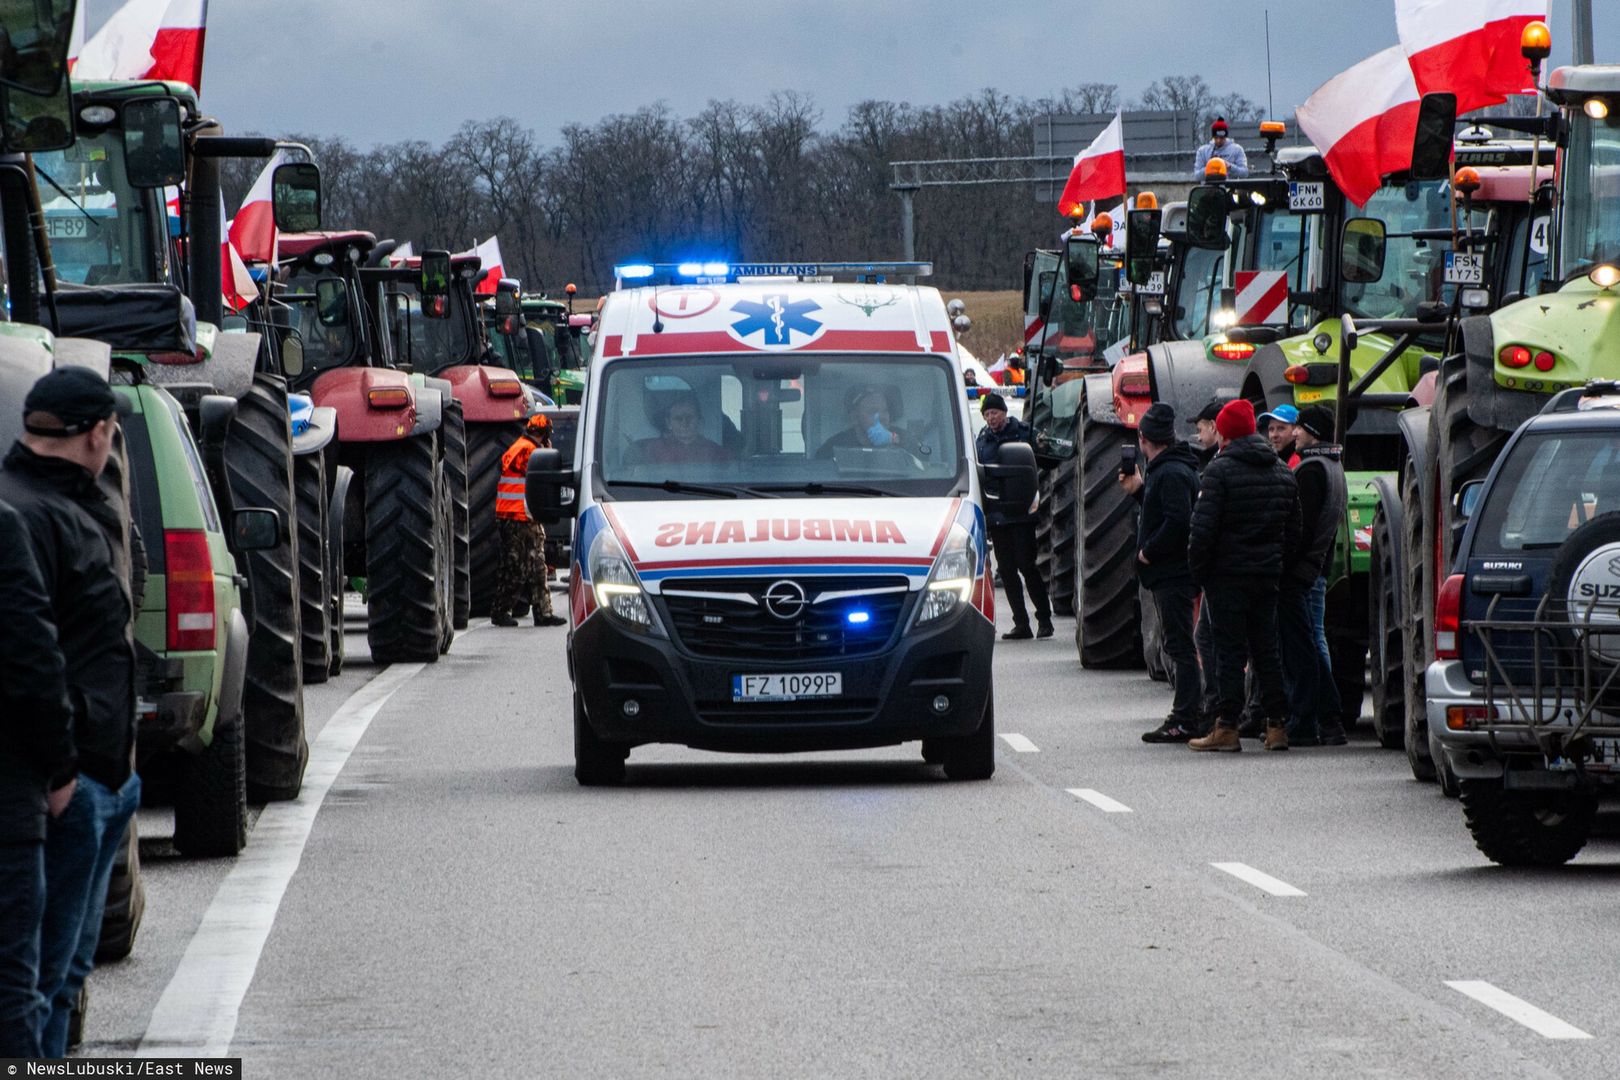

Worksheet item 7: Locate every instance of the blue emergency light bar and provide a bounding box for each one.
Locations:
[613,261,934,289]
[966,385,1027,399]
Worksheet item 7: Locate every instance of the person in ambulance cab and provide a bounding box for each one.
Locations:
[630,394,731,466]
[816,385,917,459]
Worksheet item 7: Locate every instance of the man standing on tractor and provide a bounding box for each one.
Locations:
[1192,118,1249,178]
[492,414,567,629]
[0,370,138,1056]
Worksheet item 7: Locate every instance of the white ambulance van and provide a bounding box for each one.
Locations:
[524,263,1043,784]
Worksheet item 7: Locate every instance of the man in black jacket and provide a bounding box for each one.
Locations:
[0,368,138,1057]
[1281,405,1349,746]
[976,393,1052,639]
[0,500,74,1059]
[1187,399,1302,752]
[1120,404,1202,742]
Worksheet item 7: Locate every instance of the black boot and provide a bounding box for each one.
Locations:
[492,612,518,627]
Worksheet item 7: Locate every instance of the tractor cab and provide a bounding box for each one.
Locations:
[366,251,489,376]
[273,230,382,384]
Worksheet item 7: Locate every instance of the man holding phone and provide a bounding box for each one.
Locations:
[975,394,1052,640]
[1119,403,1202,741]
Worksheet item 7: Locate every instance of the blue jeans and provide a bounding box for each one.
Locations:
[37,773,140,1058]
[0,840,45,1058]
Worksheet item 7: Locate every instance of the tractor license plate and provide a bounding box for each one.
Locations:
[1297,389,1326,403]
[1288,182,1325,211]
[1445,252,1484,286]
[732,672,842,703]
[46,216,89,240]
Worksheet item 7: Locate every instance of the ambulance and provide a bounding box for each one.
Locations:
[523,262,1040,784]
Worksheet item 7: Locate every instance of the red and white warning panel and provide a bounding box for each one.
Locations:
[1234,270,1290,327]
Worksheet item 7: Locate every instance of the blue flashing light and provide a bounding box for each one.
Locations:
[846,609,872,626]
[676,262,704,277]
[702,262,731,276]
[617,264,656,280]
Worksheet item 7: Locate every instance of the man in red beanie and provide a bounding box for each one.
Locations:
[1185,399,1301,752]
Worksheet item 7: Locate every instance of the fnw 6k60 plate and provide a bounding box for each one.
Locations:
[732,672,843,703]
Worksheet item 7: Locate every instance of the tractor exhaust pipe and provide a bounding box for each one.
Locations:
[1573,0,1593,67]
[190,155,225,329]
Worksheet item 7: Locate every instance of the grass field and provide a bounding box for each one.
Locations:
[941,290,1025,363]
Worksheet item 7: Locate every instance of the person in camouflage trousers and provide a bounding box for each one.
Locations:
[492,413,566,628]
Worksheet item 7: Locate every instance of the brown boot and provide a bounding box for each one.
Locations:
[1190,724,1242,752]
[1264,723,1290,752]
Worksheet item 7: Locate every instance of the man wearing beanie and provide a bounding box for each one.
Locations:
[1280,405,1349,746]
[1119,403,1203,742]
[1186,399,1301,752]
[976,394,1053,640]
[1192,117,1250,179]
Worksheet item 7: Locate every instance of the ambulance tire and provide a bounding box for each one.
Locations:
[443,401,471,629]
[467,421,524,618]
[366,435,444,665]
[1076,385,1142,670]
[574,692,627,786]
[226,375,306,803]
[293,449,331,685]
[940,688,996,781]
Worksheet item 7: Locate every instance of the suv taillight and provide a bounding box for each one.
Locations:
[1435,573,1464,660]
[165,530,216,651]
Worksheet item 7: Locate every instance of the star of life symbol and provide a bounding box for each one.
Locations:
[730,295,823,349]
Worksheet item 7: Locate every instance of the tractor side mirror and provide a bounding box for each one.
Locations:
[315,278,347,326]
[272,161,322,232]
[232,508,284,552]
[495,284,522,317]
[1125,208,1162,285]
[421,250,451,298]
[1064,235,1100,304]
[122,97,186,188]
[1411,93,1458,182]
[0,74,73,153]
[0,0,75,95]
[1184,185,1230,250]
[1341,218,1388,284]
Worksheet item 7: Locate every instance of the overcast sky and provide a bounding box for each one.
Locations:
[103,1,1620,146]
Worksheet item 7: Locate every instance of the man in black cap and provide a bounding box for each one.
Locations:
[0,367,138,1057]
[1193,397,1225,469]
[1281,404,1349,746]
[976,392,1052,640]
[1120,403,1203,741]
[0,501,74,1059]
[1193,117,1250,178]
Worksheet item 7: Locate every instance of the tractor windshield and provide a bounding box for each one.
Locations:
[1026,250,1097,363]
[283,269,359,372]
[1173,244,1224,338]
[1341,180,1454,320]
[33,128,164,286]
[1559,111,1620,278]
[388,289,478,373]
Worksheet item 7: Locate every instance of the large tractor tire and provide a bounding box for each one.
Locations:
[1325,580,1369,731]
[327,467,352,678]
[225,374,306,803]
[1075,383,1142,669]
[95,819,144,964]
[1433,357,1509,581]
[466,420,524,618]
[1034,468,1055,600]
[436,458,456,656]
[1139,584,1171,682]
[1459,779,1596,867]
[1368,497,1406,749]
[442,400,471,629]
[1397,462,1430,755]
[293,449,332,685]
[366,434,446,665]
[1047,455,1079,617]
[172,694,248,858]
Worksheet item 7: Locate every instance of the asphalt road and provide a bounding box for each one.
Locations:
[78,589,1620,1078]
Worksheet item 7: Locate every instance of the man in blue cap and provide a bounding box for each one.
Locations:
[1257,403,1299,466]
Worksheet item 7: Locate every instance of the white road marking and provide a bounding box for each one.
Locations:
[1066,788,1133,813]
[999,733,1039,753]
[1210,862,1307,897]
[138,662,426,1057]
[1445,981,1593,1040]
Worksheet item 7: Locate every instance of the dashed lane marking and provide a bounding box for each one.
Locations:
[1066,788,1133,813]
[1445,981,1593,1040]
[1210,862,1307,897]
[998,733,1039,753]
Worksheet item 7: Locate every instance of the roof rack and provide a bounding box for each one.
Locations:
[613,261,933,288]
[1545,380,1620,413]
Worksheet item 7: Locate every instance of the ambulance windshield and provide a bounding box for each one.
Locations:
[598,355,965,498]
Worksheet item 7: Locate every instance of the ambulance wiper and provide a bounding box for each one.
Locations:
[611,479,740,499]
[746,482,890,497]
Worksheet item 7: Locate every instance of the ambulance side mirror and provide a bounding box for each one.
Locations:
[980,441,1039,519]
[524,447,576,525]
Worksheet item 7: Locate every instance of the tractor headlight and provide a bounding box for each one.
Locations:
[589,528,664,636]
[915,523,975,626]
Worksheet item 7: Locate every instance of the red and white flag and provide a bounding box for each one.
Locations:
[1296,46,1422,208]
[228,150,287,265]
[388,241,415,267]
[1397,0,1546,114]
[468,236,505,296]
[218,194,258,311]
[67,1,86,71]
[1057,112,1126,219]
[75,0,208,92]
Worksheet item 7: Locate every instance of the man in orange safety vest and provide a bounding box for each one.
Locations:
[492,413,566,627]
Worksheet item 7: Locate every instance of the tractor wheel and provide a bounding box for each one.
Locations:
[1368,497,1406,749]
[1034,468,1055,601]
[1459,779,1595,867]
[225,374,306,803]
[1434,357,1509,582]
[1397,456,1431,759]
[366,434,445,665]
[1325,579,1369,731]
[467,421,524,618]
[94,819,144,964]
[1139,584,1171,682]
[442,400,471,629]
[1048,455,1079,617]
[437,458,456,656]
[172,694,248,858]
[293,449,331,685]
[1075,382,1142,669]
[327,467,351,678]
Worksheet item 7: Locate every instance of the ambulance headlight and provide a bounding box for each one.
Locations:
[915,522,975,626]
[589,529,665,636]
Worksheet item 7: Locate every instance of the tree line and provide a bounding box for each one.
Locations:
[222,79,1264,295]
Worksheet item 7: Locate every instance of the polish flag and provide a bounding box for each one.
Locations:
[1057,112,1126,219]
[219,194,258,311]
[1397,0,1547,114]
[75,0,208,92]
[1296,47,1422,208]
[68,2,85,71]
[468,236,505,296]
[388,241,415,267]
[228,150,287,265]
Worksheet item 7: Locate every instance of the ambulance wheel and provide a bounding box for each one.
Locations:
[940,691,995,781]
[366,434,444,665]
[574,692,627,786]
[1076,383,1142,669]
[467,421,525,618]
[293,449,331,685]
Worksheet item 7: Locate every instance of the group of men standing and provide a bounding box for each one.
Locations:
[1124,396,1348,751]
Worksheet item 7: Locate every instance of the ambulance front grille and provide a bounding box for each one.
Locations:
[659,575,911,660]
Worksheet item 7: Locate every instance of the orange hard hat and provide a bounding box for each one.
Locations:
[526,412,551,432]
